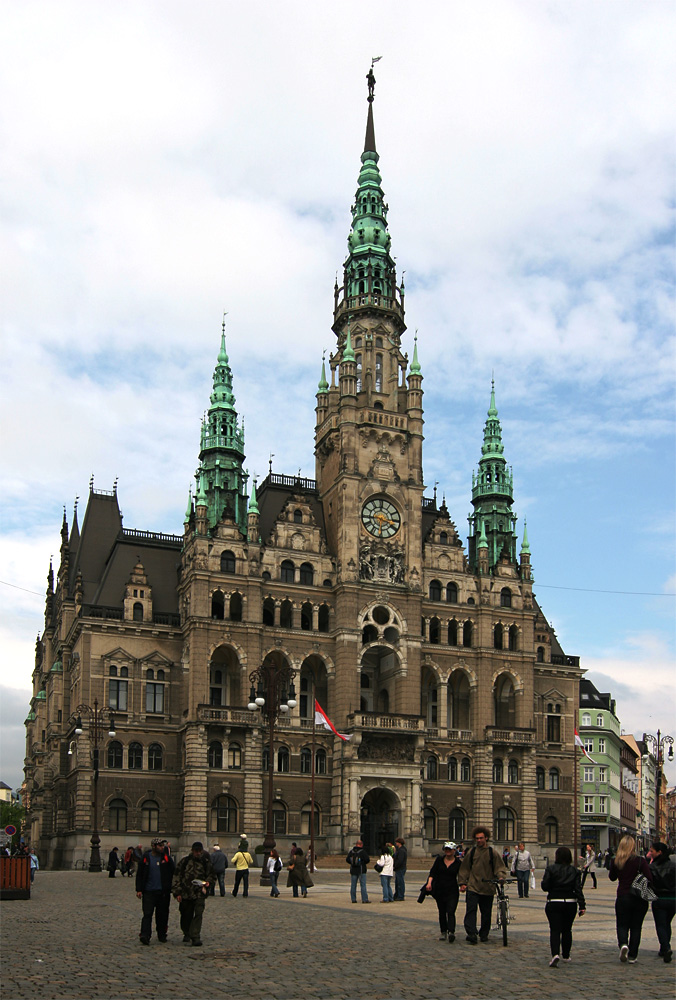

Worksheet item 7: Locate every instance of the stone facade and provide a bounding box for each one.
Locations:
[23,84,581,868]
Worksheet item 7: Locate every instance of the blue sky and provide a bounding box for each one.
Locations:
[1,0,674,790]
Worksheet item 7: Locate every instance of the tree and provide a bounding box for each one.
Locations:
[0,800,26,852]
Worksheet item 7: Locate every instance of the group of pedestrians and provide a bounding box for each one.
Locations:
[135,838,216,947]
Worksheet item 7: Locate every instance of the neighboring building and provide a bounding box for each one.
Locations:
[23,78,582,869]
[619,736,638,839]
[623,734,656,851]
[0,782,12,804]
[578,679,622,852]
[667,786,676,848]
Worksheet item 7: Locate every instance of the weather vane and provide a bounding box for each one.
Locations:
[367,56,381,102]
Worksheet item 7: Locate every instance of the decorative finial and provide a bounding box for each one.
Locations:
[222,310,228,334]
[113,477,118,496]
[269,453,274,476]
[89,473,94,492]
[367,57,382,103]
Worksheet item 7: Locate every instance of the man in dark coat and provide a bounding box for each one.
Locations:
[209,844,228,896]
[393,838,407,901]
[135,838,175,945]
[346,839,370,903]
[172,842,215,947]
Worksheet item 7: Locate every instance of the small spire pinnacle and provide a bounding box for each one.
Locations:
[318,350,329,393]
[521,519,530,555]
[344,323,355,361]
[410,332,421,375]
[478,519,488,549]
[184,486,193,525]
[248,477,259,515]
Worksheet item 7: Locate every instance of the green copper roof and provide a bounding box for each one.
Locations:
[410,334,421,375]
[184,486,193,525]
[194,319,248,533]
[248,477,259,515]
[317,353,329,393]
[520,519,530,555]
[343,325,355,362]
[478,518,488,549]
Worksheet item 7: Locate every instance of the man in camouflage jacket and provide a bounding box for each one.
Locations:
[172,841,215,946]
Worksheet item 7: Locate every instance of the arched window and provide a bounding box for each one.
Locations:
[263,597,275,627]
[277,747,290,772]
[315,748,327,775]
[494,674,516,728]
[536,646,545,662]
[508,625,518,651]
[449,808,465,842]
[544,816,559,844]
[495,806,515,842]
[461,757,471,782]
[494,624,503,650]
[296,601,310,632]
[208,741,223,769]
[429,580,442,601]
[128,742,143,769]
[581,712,591,727]
[462,621,473,648]
[508,760,519,784]
[449,671,471,730]
[536,766,545,789]
[226,591,241,622]
[500,588,512,608]
[596,714,604,727]
[211,794,238,833]
[300,562,314,586]
[426,755,438,781]
[493,758,504,784]
[211,590,225,619]
[133,602,144,622]
[446,582,458,603]
[448,619,458,646]
[318,604,330,632]
[141,800,159,833]
[228,743,242,769]
[467,596,475,605]
[356,352,362,391]
[375,353,383,392]
[220,550,236,573]
[109,798,127,831]
[262,747,270,772]
[424,806,437,841]
[439,531,448,544]
[280,560,295,583]
[448,757,458,781]
[293,509,303,524]
[107,741,123,769]
[549,767,560,791]
[280,599,293,629]
[300,747,312,774]
[429,617,441,644]
[362,624,378,644]
[301,803,321,836]
[546,706,561,742]
[273,802,287,835]
[148,743,163,771]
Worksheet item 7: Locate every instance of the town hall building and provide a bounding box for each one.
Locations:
[24,78,581,868]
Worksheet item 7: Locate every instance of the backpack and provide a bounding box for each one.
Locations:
[275,858,282,872]
[469,846,495,870]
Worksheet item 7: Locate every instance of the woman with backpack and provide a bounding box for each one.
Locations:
[266,848,282,897]
[648,842,675,962]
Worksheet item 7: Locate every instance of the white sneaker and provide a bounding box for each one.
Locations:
[549,955,559,968]
[561,957,571,962]
[620,945,629,963]
[628,958,637,964]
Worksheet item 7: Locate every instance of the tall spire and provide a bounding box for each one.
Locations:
[468,382,517,572]
[194,317,248,533]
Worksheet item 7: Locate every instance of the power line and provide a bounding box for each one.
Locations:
[0,580,43,597]
[536,583,675,597]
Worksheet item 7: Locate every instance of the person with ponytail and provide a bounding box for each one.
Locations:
[609,834,653,964]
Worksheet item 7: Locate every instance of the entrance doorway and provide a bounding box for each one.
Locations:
[360,788,400,856]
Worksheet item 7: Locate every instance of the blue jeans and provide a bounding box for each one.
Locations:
[209,871,225,896]
[380,874,393,901]
[394,869,406,900]
[350,873,369,902]
[516,870,530,897]
[269,870,280,896]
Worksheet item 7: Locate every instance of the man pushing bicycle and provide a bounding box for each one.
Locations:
[458,826,508,944]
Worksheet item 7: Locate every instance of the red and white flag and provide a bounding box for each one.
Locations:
[575,728,597,763]
[314,700,351,741]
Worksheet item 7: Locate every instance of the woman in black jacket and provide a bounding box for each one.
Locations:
[425,842,462,942]
[541,846,586,967]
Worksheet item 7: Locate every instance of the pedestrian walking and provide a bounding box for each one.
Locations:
[580,844,597,890]
[609,834,654,964]
[511,841,535,898]
[29,848,39,884]
[426,842,461,942]
[287,847,313,897]
[135,837,175,945]
[123,846,135,877]
[172,842,215,947]
[209,844,228,896]
[393,838,407,901]
[376,844,395,902]
[541,846,586,967]
[266,848,282,897]
[458,825,508,944]
[346,839,370,903]
[107,846,120,878]
[230,839,254,897]
[647,841,675,963]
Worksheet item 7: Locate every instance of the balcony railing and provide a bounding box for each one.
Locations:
[485,726,536,745]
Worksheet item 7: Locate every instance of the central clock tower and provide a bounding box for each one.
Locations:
[314,79,425,592]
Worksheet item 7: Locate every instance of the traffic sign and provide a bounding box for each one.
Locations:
[4,825,17,836]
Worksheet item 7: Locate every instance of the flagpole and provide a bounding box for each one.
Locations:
[310,702,316,872]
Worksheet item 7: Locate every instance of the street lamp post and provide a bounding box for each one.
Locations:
[247,657,296,885]
[70,700,116,872]
[643,730,674,843]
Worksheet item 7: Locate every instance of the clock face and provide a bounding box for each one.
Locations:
[361,498,401,538]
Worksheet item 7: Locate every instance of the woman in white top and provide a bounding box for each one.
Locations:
[378,844,395,902]
[266,848,282,897]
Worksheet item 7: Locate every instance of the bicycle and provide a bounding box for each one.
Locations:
[482,877,517,947]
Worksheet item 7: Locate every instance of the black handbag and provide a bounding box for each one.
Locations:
[374,862,384,873]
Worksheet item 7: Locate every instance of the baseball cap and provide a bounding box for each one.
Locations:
[151,838,167,848]
[443,841,458,851]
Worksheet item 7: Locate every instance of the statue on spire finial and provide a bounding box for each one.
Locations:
[367,57,381,103]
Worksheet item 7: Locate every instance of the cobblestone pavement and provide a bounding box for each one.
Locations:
[2,869,674,999]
